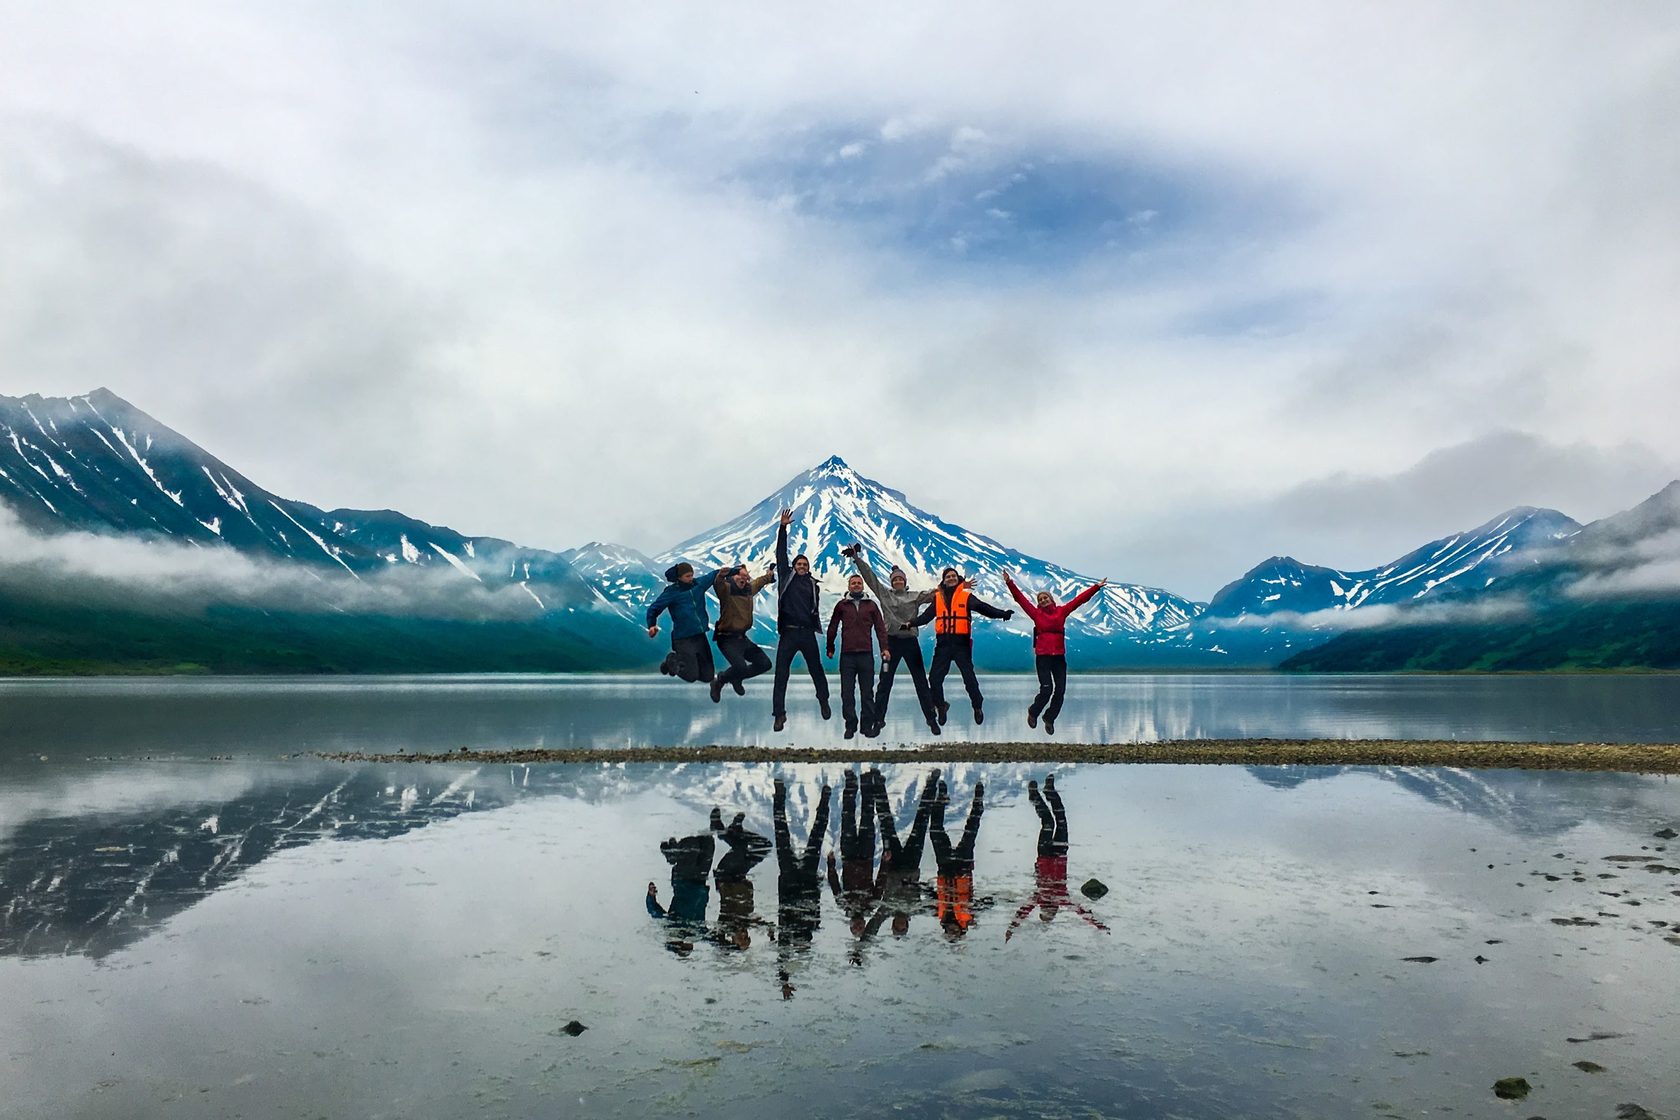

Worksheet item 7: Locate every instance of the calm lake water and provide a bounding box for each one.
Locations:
[2,676,1678,1118]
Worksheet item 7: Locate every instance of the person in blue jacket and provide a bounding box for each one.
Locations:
[646,561,726,683]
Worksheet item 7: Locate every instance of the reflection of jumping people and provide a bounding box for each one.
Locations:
[646,829,716,956]
[646,562,726,683]
[773,776,832,997]
[1006,775,1109,940]
[826,579,888,739]
[711,564,776,704]
[712,809,773,950]
[872,767,940,937]
[911,570,1013,727]
[929,779,990,940]
[847,546,939,736]
[771,509,831,732]
[1004,572,1106,735]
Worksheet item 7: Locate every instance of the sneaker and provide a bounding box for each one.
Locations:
[973,705,984,725]
[1027,710,1038,729]
[732,680,745,696]
[774,714,787,733]
[710,679,724,704]
[819,698,832,721]
[936,703,949,727]
[1044,717,1055,736]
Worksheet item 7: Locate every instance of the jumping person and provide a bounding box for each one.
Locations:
[827,768,884,953]
[846,545,939,736]
[646,827,716,956]
[1003,571,1107,735]
[911,569,1013,726]
[773,776,832,998]
[711,809,774,951]
[771,508,831,733]
[825,573,888,739]
[1005,775,1109,940]
[929,778,990,941]
[711,563,776,703]
[871,767,940,937]
[645,562,727,683]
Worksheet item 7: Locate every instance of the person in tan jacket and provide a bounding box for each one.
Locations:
[710,563,775,703]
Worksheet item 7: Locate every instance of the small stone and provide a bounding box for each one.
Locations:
[1474,955,1489,964]
[1616,1105,1657,1120]
[559,1020,587,1036]
[1493,1076,1531,1100]
[1572,1060,1605,1073]
[1655,828,1678,840]
[1080,878,1108,900]
[1401,956,1438,963]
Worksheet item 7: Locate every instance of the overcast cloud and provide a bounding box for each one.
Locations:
[2,2,1677,599]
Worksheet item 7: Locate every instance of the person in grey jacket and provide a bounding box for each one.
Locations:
[845,544,939,736]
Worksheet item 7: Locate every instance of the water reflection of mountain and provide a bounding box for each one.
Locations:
[0,761,1036,961]
[0,765,514,959]
[1246,765,1665,836]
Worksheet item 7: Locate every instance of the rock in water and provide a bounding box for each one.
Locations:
[1492,1077,1531,1100]
[1080,878,1109,900]
[560,1020,587,1037]
[1654,828,1677,840]
[1401,956,1439,963]
[1572,1060,1606,1073]
[1616,1105,1657,1120]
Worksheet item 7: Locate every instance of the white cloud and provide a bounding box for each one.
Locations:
[0,2,1676,591]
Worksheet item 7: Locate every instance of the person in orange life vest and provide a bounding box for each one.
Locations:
[909,568,1013,726]
[1005,774,1109,941]
[929,778,991,941]
[1003,571,1107,735]
[826,575,889,739]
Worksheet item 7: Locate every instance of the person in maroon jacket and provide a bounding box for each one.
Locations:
[826,574,890,739]
[1003,571,1106,735]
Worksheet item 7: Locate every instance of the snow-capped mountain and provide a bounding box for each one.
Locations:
[1203,507,1582,620]
[656,455,1201,648]
[559,541,664,619]
[0,388,610,613]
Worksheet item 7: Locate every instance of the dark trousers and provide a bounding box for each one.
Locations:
[929,636,982,710]
[838,651,878,730]
[772,630,830,717]
[1028,783,1069,858]
[878,635,935,722]
[878,772,938,872]
[663,635,715,683]
[715,633,771,690]
[839,771,877,861]
[930,789,984,876]
[1030,654,1069,721]
[774,780,832,950]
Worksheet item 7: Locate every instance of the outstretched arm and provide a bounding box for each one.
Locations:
[1065,580,1105,615]
[1071,902,1110,933]
[1005,900,1036,941]
[853,551,885,598]
[752,570,775,594]
[969,595,1013,621]
[909,600,936,629]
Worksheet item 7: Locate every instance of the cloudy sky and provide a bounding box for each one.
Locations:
[3,2,1677,597]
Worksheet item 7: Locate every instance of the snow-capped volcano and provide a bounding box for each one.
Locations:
[657,455,1200,643]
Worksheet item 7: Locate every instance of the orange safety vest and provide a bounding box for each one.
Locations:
[934,585,973,637]
[936,873,975,930]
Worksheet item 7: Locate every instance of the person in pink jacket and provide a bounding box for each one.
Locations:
[1003,571,1105,734]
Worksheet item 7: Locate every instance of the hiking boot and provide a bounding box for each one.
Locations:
[731,680,745,696]
[973,705,984,725]
[927,717,942,736]
[1027,709,1038,729]
[1044,717,1055,736]
[710,679,724,703]
[936,703,949,726]
[710,807,725,832]
[774,714,787,733]
[819,698,832,721]
[659,657,673,676]
[1043,773,1055,790]
[844,725,856,740]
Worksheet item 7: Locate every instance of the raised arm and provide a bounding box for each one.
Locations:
[968,594,1013,620]
[1005,900,1037,941]
[1003,572,1038,617]
[1071,902,1111,932]
[751,569,776,594]
[826,851,843,900]
[853,551,886,598]
[1064,579,1105,615]
[775,509,792,580]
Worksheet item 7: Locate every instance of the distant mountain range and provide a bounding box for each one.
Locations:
[2,388,1677,673]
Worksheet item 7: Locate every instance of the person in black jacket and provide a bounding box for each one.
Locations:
[771,508,832,733]
[774,776,832,998]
